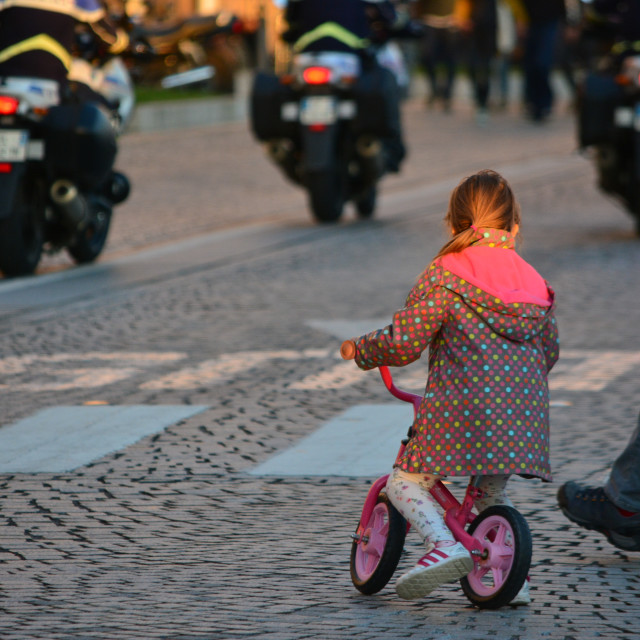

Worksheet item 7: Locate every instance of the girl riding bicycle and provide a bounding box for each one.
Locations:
[347,170,559,602]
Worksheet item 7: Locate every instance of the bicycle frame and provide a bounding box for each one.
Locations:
[353,365,485,557]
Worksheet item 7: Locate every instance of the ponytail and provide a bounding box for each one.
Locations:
[431,170,520,264]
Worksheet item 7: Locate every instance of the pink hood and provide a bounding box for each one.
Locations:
[440,246,553,307]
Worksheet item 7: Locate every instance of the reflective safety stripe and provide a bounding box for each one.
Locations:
[0,34,72,71]
[611,40,640,55]
[293,22,369,53]
[0,0,104,21]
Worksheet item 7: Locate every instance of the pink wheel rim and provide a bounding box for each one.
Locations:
[354,503,389,581]
[466,514,516,596]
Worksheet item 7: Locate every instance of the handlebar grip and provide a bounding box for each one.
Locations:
[340,340,357,360]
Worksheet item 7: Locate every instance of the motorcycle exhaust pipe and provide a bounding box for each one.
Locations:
[356,136,382,158]
[50,179,88,228]
[268,140,292,163]
[267,140,300,184]
[356,135,384,182]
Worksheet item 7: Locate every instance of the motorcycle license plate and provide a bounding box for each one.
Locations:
[0,130,28,162]
[300,96,336,125]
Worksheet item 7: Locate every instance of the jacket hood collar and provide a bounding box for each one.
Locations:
[469,226,516,249]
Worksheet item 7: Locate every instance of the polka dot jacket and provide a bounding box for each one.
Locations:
[354,228,559,481]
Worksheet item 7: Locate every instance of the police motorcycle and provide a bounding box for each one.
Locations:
[576,13,640,234]
[250,24,416,224]
[0,39,134,277]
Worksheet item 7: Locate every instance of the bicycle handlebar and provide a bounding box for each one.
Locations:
[340,339,422,412]
[340,339,357,360]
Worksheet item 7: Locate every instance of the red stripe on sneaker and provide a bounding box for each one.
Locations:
[417,548,448,567]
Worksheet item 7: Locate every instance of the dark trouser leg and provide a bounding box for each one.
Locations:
[523,20,560,120]
[606,411,640,512]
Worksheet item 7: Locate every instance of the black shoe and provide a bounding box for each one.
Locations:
[557,481,640,551]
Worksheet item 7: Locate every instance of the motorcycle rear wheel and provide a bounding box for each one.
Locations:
[67,197,112,264]
[354,185,377,219]
[306,170,344,223]
[0,175,45,277]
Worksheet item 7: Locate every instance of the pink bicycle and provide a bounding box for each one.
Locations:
[341,340,532,609]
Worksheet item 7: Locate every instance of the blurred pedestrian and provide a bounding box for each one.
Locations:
[557,409,640,552]
[520,0,567,122]
[457,0,497,124]
[457,0,527,123]
[492,0,527,109]
[414,0,460,111]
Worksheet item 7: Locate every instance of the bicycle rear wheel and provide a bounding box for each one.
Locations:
[350,493,406,595]
[461,505,532,609]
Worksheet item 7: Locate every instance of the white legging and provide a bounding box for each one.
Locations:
[386,468,513,545]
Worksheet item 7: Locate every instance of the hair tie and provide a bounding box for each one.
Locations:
[469,224,484,240]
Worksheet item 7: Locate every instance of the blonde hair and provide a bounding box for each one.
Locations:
[433,170,521,261]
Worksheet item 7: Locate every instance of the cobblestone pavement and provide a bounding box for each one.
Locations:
[1,91,640,640]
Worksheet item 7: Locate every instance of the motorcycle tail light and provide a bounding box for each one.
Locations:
[303,66,331,85]
[0,95,19,115]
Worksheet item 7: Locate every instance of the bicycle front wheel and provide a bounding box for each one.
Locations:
[461,505,532,609]
[350,493,406,595]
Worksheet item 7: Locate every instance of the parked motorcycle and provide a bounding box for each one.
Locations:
[577,46,640,234]
[0,55,133,277]
[127,11,246,93]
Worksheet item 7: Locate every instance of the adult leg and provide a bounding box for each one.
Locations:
[440,27,458,109]
[523,20,559,121]
[420,26,439,105]
[606,411,640,511]
[557,410,640,550]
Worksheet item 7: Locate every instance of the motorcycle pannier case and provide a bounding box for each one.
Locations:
[43,103,117,188]
[350,65,397,138]
[250,71,297,141]
[577,73,624,147]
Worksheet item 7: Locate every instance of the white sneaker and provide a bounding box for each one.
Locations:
[396,542,473,600]
[510,579,531,606]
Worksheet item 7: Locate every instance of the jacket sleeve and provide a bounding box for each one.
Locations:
[354,266,449,370]
[537,309,560,373]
